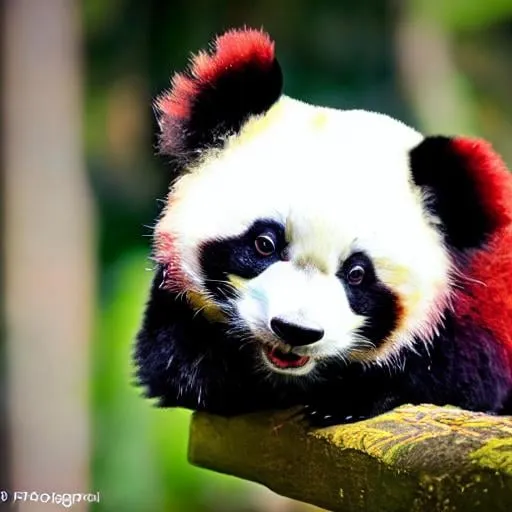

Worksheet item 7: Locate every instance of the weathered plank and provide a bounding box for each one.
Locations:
[188,404,512,512]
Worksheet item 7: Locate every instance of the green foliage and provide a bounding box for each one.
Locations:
[415,0,512,30]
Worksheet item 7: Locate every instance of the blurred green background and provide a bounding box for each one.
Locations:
[2,0,512,511]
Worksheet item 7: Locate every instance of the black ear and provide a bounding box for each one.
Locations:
[156,28,283,169]
[409,136,512,250]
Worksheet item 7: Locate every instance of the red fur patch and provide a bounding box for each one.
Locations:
[452,138,512,367]
[157,28,275,120]
[455,226,512,369]
[451,137,512,229]
[154,231,190,292]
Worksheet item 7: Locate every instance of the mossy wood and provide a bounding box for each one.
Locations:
[188,404,512,511]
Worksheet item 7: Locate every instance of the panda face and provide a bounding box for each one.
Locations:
[155,98,452,377]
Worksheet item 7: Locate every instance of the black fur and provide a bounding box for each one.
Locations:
[410,136,494,250]
[302,317,512,427]
[159,59,283,167]
[134,266,512,427]
[338,252,400,349]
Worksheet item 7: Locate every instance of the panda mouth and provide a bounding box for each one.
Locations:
[262,346,311,369]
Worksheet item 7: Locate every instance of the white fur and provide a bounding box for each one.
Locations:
[237,261,366,375]
[157,96,452,373]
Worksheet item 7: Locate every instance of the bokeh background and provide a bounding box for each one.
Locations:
[1,0,512,511]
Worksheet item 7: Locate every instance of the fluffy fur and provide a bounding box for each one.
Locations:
[156,28,282,168]
[135,28,512,427]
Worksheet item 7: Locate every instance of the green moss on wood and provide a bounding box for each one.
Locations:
[188,404,512,511]
[469,437,512,472]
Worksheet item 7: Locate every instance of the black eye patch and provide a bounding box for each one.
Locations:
[199,219,286,300]
[338,252,401,348]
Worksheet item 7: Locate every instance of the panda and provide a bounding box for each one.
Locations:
[134,27,512,427]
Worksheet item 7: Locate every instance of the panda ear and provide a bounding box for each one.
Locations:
[409,136,512,250]
[156,28,283,169]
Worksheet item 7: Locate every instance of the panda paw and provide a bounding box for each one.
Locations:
[301,394,401,428]
[301,404,369,428]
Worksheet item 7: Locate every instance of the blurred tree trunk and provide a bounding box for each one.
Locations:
[0,0,7,497]
[394,0,477,136]
[2,1,94,510]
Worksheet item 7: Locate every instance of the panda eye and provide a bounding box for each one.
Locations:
[254,234,276,256]
[347,264,365,286]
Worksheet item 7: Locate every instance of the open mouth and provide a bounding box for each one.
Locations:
[262,346,311,369]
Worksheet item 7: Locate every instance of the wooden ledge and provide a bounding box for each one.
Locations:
[188,404,512,512]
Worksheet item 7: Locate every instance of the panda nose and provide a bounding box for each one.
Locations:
[270,317,324,346]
